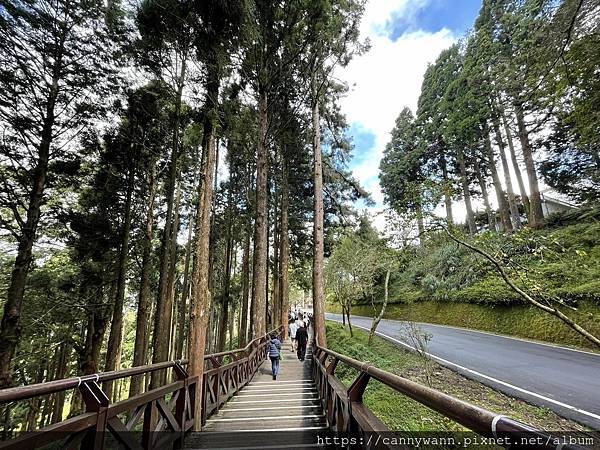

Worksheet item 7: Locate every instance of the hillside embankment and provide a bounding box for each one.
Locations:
[328,218,600,349]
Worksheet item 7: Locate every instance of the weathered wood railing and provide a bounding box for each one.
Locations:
[0,326,282,450]
[200,327,282,424]
[313,343,587,450]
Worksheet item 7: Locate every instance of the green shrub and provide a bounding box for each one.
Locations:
[370,222,600,307]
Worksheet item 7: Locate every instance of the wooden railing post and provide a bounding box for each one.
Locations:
[173,362,188,447]
[200,373,207,427]
[79,379,110,450]
[326,357,338,375]
[325,357,338,420]
[141,400,158,450]
[0,327,284,450]
[213,370,220,412]
[347,371,370,403]
[347,371,371,434]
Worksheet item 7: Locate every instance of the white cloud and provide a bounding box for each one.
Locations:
[339,0,456,229]
[359,0,429,37]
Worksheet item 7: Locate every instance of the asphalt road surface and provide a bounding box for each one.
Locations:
[326,313,600,429]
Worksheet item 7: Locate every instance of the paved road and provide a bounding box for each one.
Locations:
[326,313,600,429]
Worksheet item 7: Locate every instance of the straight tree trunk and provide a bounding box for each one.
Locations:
[369,268,391,345]
[440,150,453,225]
[0,71,61,387]
[175,214,194,359]
[514,104,545,228]
[272,185,280,330]
[312,95,327,348]
[239,212,251,347]
[130,163,156,396]
[474,157,496,231]
[104,163,134,399]
[209,304,219,353]
[206,304,215,354]
[230,244,239,350]
[51,343,69,423]
[415,203,425,244]
[40,351,57,427]
[67,323,86,418]
[168,298,177,363]
[251,89,269,339]
[81,289,110,376]
[484,133,512,232]
[151,59,187,388]
[492,117,522,229]
[279,163,290,340]
[26,348,47,430]
[207,139,220,302]
[165,182,182,359]
[188,67,220,430]
[228,283,236,351]
[345,304,353,337]
[501,110,530,216]
[457,147,477,235]
[217,205,234,352]
[265,200,270,330]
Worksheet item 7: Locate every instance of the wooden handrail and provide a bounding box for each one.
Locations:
[313,342,587,450]
[0,326,281,404]
[0,325,283,450]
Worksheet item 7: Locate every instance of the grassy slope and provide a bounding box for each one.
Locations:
[325,322,587,431]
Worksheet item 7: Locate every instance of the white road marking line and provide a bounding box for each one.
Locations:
[224,405,322,412]
[207,414,325,422]
[338,320,600,423]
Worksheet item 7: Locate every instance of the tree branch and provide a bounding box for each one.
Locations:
[436,225,600,348]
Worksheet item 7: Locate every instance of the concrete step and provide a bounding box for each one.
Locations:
[203,414,327,432]
[214,404,324,419]
[186,429,331,449]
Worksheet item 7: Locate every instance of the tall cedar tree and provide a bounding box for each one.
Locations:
[0,0,119,388]
[187,0,244,430]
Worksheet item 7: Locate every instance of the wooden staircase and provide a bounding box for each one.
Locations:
[187,340,329,449]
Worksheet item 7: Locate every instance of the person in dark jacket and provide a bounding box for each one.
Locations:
[267,334,282,380]
[296,324,309,361]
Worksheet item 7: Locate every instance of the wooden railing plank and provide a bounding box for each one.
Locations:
[107,417,144,450]
[0,325,283,449]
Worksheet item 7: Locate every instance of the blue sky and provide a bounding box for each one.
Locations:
[390,0,482,38]
[340,0,482,222]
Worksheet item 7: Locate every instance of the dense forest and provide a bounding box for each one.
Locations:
[1,0,599,436]
[379,0,599,232]
[327,0,600,347]
[0,0,368,431]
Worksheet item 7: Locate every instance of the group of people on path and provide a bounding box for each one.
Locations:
[267,312,311,380]
[289,314,310,361]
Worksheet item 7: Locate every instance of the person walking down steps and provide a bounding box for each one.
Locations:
[289,318,298,352]
[296,322,309,362]
[267,333,282,380]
